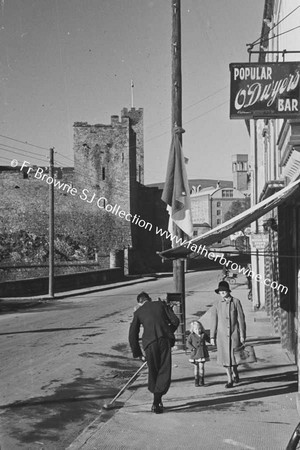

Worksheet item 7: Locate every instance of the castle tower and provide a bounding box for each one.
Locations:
[121,107,144,184]
[232,154,249,192]
[72,108,144,253]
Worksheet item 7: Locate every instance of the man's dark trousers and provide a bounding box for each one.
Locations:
[145,337,171,395]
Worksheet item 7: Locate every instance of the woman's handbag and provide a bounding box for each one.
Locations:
[233,344,257,364]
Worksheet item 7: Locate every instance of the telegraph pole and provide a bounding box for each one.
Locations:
[172,0,186,342]
[49,147,55,298]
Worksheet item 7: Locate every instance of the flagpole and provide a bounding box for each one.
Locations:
[172,0,185,344]
[131,79,134,108]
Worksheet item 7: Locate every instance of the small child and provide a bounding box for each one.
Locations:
[186,320,210,386]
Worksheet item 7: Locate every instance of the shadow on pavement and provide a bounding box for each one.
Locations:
[165,382,297,412]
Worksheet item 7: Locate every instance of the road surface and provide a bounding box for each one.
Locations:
[0,269,220,449]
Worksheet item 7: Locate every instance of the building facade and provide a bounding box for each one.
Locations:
[190,157,250,248]
[248,0,300,367]
[232,153,250,193]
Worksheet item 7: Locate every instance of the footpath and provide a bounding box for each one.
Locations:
[67,280,299,450]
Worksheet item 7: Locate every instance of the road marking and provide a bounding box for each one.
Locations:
[223,439,255,449]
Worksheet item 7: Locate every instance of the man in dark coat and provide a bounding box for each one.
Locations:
[128,291,180,414]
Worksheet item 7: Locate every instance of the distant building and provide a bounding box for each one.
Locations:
[190,183,247,245]
[232,154,250,193]
[147,178,234,245]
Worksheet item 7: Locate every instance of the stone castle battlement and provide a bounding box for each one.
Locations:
[0,108,144,258]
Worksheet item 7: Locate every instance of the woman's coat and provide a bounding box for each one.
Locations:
[210,296,246,366]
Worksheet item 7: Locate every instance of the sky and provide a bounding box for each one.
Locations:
[0,0,265,184]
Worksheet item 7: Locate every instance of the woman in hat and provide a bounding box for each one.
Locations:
[210,280,246,388]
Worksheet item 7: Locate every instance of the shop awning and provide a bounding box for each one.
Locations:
[159,177,300,259]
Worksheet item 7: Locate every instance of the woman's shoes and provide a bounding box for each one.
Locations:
[233,374,240,383]
[225,382,233,388]
[151,403,163,414]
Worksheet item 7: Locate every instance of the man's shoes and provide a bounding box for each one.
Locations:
[194,377,199,387]
[233,374,240,383]
[200,376,205,386]
[151,403,163,414]
[225,382,233,388]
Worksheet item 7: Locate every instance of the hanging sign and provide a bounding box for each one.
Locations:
[250,233,269,250]
[230,62,300,119]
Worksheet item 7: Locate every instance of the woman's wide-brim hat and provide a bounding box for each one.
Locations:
[215,280,231,294]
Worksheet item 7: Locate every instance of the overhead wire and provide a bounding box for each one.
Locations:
[184,100,228,126]
[145,99,228,143]
[0,134,49,151]
[0,78,229,198]
[0,147,49,164]
[0,102,229,199]
[0,78,229,165]
[261,25,300,46]
[248,4,300,49]
[1,100,229,186]
[146,84,228,130]
[0,143,49,161]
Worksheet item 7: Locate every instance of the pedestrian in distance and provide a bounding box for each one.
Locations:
[222,266,229,281]
[246,263,252,290]
[128,291,180,414]
[186,320,210,386]
[210,281,246,388]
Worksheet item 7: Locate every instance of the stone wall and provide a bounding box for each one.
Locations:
[0,267,124,297]
[0,108,147,276]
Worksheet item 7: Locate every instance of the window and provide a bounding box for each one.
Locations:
[193,230,198,237]
[217,201,221,207]
[102,167,105,180]
[217,219,221,225]
[217,210,221,215]
[222,189,233,198]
